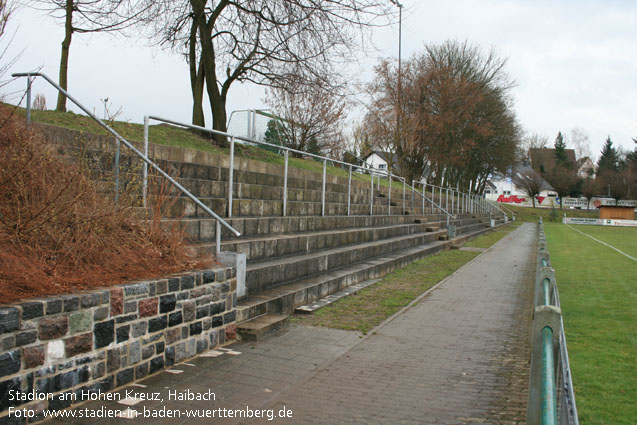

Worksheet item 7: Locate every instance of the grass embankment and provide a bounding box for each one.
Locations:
[12,106,405,190]
[293,224,517,334]
[544,223,636,424]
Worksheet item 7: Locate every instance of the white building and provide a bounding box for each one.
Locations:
[363,152,390,171]
[484,164,558,208]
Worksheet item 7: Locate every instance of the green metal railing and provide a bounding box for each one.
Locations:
[528,219,579,425]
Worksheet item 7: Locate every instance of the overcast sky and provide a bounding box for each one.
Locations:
[4,0,636,161]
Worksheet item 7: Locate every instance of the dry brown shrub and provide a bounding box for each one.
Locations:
[0,105,206,303]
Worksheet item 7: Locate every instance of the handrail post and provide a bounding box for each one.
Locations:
[26,76,32,126]
[422,183,425,214]
[114,137,120,203]
[388,171,392,215]
[143,115,149,208]
[347,165,352,216]
[446,188,449,211]
[228,136,235,218]
[402,179,406,215]
[439,186,442,215]
[411,180,415,210]
[216,221,221,254]
[283,150,288,217]
[322,159,327,216]
[370,172,374,215]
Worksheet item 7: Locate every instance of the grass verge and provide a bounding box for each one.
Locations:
[544,222,636,424]
[293,225,516,334]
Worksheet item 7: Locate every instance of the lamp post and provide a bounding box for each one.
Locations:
[389,1,403,102]
[390,0,403,174]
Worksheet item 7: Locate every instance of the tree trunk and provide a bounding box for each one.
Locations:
[56,0,73,112]
[192,0,227,146]
[188,16,205,127]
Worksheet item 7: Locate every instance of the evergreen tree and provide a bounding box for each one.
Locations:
[263,119,284,146]
[553,131,570,166]
[261,119,286,153]
[597,136,619,173]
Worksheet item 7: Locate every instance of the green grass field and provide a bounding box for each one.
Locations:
[564,224,637,258]
[543,222,636,424]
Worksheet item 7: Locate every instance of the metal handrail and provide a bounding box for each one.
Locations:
[488,199,514,218]
[144,115,464,222]
[12,72,241,256]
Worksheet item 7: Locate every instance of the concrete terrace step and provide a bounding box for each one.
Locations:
[236,314,289,341]
[188,221,439,260]
[163,213,454,241]
[186,216,489,259]
[244,229,450,293]
[242,218,487,295]
[236,224,492,323]
[157,196,423,218]
[295,278,381,314]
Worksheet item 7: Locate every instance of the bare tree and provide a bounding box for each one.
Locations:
[516,173,546,208]
[0,0,20,92]
[265,75,349,158]
[365,40,520,189]
[29,0,153,111]
[521,132,549,162]
[569,127,592,160]
[154,0,390,144]
[32,93,47,110]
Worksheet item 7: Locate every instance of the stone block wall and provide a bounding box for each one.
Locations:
[0,267,237,423]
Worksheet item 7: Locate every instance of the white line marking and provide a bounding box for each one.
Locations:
[566,225,636,261]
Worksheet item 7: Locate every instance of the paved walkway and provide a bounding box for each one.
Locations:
[48,223,537,425]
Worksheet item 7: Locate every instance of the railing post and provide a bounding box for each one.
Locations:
[446,188,449,211]
[26,77,32,126]
[114,137,120,203]
[347,165,352,216]
[439,186,442,215]
[422,183,425,214]
[402,179,406,215]
[215,221,221,254]
[228,136,235,218]
[283,150,288,217]
[143,116,149,208]
[388,171,392,215]
[322,159,327,216]
[411,180,415,210]
[370,172,374,215]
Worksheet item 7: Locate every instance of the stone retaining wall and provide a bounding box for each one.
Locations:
[0,267,237,423]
